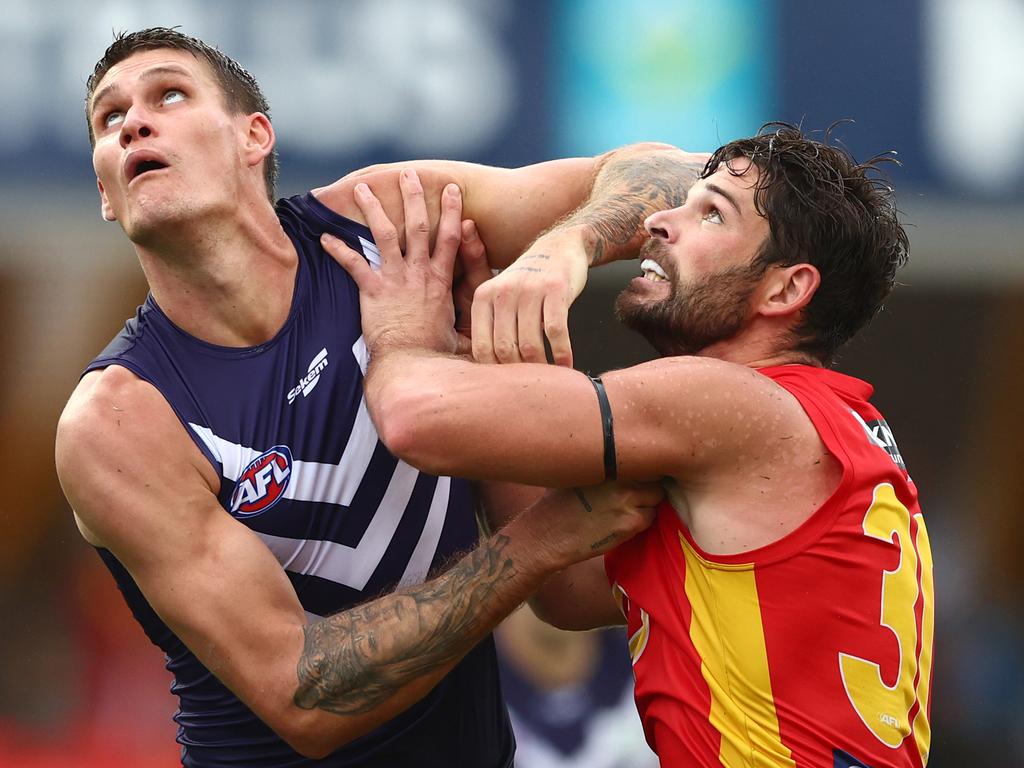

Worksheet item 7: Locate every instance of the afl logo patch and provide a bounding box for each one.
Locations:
[230,445,293,517]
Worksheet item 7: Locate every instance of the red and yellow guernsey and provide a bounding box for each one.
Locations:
[605,365,934,768]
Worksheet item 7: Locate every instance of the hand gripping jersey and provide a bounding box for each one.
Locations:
[84,194,514,768]
[604,365,934,768]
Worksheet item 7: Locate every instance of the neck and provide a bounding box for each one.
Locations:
[697,319,823,370]
[134,198,298,347]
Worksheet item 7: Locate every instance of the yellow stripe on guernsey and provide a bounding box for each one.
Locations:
[680,535,797,768]
[911,514,934,763]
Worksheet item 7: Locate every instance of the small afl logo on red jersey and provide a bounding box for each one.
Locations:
[230,445,293,517]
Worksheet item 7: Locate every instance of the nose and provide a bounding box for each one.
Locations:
[118,105,154,149]
[644,209,673,242]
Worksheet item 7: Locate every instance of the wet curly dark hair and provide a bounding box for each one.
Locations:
[704,121,909,362]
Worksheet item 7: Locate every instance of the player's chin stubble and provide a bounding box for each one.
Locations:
[614,254,766,357]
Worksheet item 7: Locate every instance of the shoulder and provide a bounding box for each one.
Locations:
[56,366,219,546]
[603,357,814,475]
[607,356,803,418]
[58,366,169,445]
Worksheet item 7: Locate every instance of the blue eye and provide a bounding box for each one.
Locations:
[104,111,125,128]
[163,90,185,104]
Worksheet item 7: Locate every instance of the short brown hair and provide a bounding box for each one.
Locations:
[704,122,909,362]
[86,27,279,201]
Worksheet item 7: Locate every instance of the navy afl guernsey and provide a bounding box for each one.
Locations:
[84,193,514,768]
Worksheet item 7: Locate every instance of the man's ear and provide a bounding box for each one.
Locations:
[97,178,116,222]
[759,263,820,318]
[243,113,275,169]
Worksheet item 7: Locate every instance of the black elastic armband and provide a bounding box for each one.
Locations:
[588,375,617,481]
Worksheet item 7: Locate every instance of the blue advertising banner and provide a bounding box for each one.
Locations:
[3,0,1023,198]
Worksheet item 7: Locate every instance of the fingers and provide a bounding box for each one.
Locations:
[454,220,491,338]
[454,333,474,357]
[491,289,524,364]
[398,170,430,265]
[542,293,573,368]
[464,240,583,367]
[471,285,497,364]
[396,170,463,275]
[582,479,665,510]
[624,480,668,507]
[542,480,665,562]
[457,220,492,292]
[352,183,401,270]
[432,183,464,278]
[515,293,546,363]
[485,286,570,365]
[320,232,376,288]
[472,282,562,366]
[570,480,661,557]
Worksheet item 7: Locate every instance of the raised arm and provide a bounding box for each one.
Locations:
[313,155,601,269]
[56,367,659,758]
[313,145,699,367]
[470,146,710,365]
[322,171,811,489]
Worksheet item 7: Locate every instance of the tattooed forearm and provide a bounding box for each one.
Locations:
[293,533,526,716]
[558,151,706,266]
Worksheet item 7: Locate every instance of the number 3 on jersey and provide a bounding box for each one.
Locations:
[839,483,934,760]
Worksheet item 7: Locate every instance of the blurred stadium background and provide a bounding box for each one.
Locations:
[1,0,1021,765]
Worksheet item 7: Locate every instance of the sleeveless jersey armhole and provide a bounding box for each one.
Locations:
[84,360,225,484]
[670,370,860,568]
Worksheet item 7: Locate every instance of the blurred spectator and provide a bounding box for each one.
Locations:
[495,607,656,768]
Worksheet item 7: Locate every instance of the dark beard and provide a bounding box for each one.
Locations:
[614,242,766,356]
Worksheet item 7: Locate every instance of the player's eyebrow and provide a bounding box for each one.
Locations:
[704,182,743,217]
[90,64,196,116]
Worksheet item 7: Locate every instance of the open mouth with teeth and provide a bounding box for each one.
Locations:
[640,259,669,282]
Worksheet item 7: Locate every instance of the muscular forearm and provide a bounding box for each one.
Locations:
[535,145,708,267]
[292,511,564,717]
[365,348,604,486]
[319,156,599,269]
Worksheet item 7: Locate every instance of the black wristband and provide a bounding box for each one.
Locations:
[589,375,617,481]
